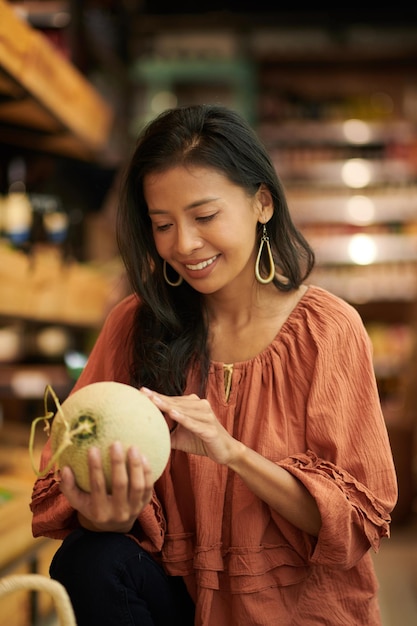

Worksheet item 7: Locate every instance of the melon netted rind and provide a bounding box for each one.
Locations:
[50,381,171,492]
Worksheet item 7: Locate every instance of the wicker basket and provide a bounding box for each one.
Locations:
[0,574,76,626]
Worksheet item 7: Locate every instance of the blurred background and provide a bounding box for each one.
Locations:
[0,2,416,624]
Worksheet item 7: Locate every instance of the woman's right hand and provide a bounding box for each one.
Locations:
[58,441,154,533]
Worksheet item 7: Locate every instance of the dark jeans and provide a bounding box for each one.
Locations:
[50,528,195,626]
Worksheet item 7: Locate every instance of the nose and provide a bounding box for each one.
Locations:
[175,224,202,255]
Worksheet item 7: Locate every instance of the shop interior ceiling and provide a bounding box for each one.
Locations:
[1,1,417,208]
[0,1,117,161]
[2,3,417,147]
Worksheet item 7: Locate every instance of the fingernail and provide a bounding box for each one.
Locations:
[128,446,140,459]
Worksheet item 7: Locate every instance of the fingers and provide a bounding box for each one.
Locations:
[110,443,152,505]
[107,441,128,490]
[59,465,77,501]
[59,443,154,530]
[87,445,109,494]
[140,387,170,411]
[60,464,75,488]
[140,387,197,421]
[126,447,153,507]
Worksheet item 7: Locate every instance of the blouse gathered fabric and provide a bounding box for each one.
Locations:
[30,285,398,626]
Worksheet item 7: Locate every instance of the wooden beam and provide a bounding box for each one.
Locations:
[0,0,114,152]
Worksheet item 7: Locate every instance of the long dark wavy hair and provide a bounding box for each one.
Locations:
[116,104,315,396]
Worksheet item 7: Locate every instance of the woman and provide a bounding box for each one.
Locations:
[31,104,398,626]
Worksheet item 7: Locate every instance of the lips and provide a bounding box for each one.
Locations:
[185,255,218,271]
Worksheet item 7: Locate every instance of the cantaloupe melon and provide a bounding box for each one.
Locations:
[31,381,171,493]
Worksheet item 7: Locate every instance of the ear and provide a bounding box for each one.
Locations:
[255,184,274,222]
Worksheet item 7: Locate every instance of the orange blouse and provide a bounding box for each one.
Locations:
[31,285,398,626]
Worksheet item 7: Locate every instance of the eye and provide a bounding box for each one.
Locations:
[153,223,172,232]
[196,213,217,223]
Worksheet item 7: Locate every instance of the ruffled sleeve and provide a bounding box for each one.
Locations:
[30,294,167,554]
[275,288,398,568]
[31,438,80,539]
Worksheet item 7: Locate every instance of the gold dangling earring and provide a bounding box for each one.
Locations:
[255,223,275,284]
[163,260,183,287]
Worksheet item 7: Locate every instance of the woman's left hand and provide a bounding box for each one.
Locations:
[140,388,244,465]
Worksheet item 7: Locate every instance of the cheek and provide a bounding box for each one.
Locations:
[223,222,258,252]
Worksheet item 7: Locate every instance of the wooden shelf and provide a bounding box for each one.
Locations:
[0,242,121,327]
[0,363,73,400]
[288,186,417,224]
[258,119,417,145]
[0,0,114,160]
[310,233,417,264]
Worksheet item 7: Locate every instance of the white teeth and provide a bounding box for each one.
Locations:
[186,256,217,271]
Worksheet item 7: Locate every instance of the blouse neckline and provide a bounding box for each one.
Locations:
[210,284,312,368]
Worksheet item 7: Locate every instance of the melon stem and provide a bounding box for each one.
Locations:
[29,384,96,478]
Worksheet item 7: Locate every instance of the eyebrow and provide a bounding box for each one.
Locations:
[148,197,220,215]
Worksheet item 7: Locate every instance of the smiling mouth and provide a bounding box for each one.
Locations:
[185,255,218,271]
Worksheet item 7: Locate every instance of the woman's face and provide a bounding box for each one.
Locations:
[144,165,272,294]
